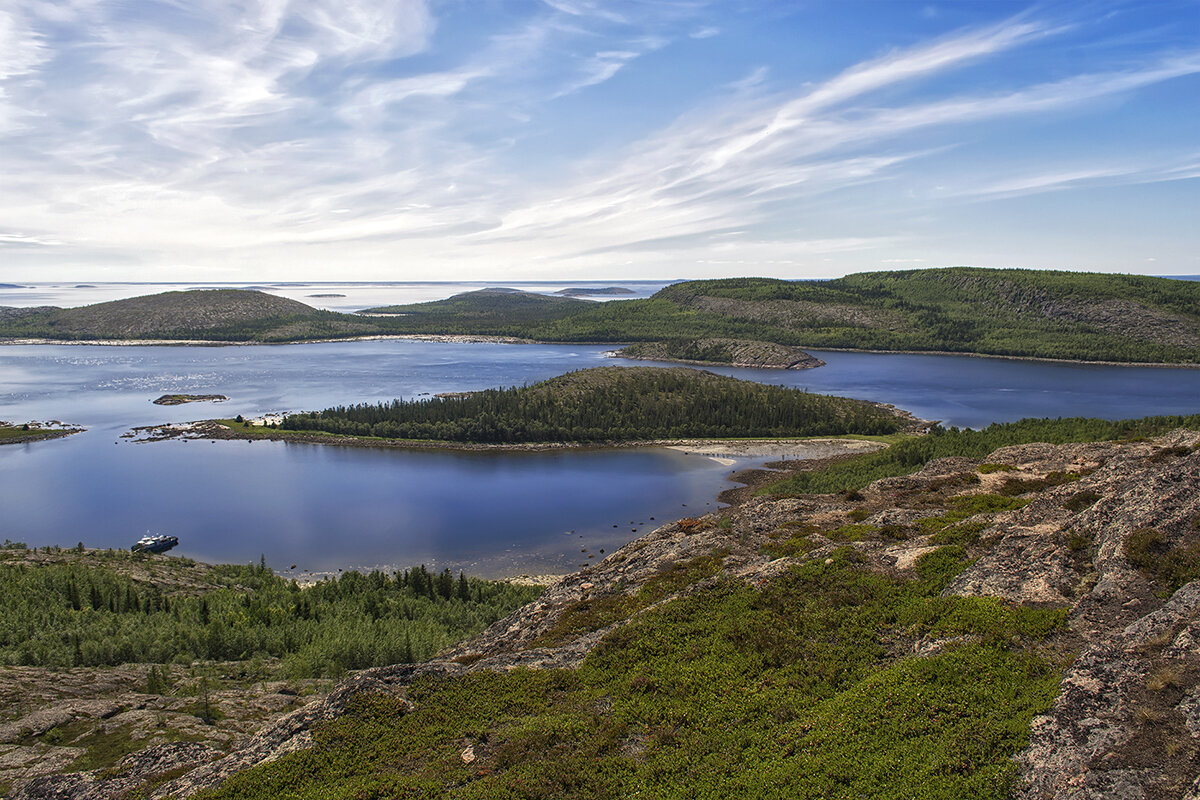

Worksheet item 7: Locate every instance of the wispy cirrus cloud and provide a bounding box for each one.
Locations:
[1,1,1198,279]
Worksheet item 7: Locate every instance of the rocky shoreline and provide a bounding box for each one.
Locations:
[151,394,228,406]
[15,429,1200,798]
[133,418,896,458]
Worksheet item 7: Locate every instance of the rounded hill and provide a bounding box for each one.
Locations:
[42,290,317,338]
[281,366,912,443]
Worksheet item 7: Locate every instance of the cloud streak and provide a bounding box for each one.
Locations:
[1,1,1198,279]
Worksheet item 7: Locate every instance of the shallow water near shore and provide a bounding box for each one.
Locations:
[2,339,1199,575]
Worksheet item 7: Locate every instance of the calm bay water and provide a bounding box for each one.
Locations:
[2,336,1199,577]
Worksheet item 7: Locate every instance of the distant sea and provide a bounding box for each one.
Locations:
[0,281,681,312]
[2,274,1196,312]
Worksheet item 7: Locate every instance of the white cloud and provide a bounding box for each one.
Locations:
[2,3,1199,281]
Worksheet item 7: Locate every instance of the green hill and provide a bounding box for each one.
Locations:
[281,366,909,442]
[365,268,1200,364]
[0,289,380,341]
[5,269,1200,363]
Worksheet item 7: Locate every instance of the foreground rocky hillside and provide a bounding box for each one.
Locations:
[15,428,1200,799]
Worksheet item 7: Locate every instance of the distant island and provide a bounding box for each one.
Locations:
[3,268,1200,366]
[306,293,346,298]
[0,283,23,289]
[152,393,227,406]
[554,286,635,296]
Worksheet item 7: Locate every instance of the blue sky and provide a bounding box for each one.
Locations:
[1,0,1198,281]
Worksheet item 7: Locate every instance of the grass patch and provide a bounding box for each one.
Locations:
[196,547,1065,800]
[996,471,1078,497]
[929,521,989,547]
[762,534,818,559]
[917,495,1029,534]
[1064,490,1102,512]
[528,550,730,648]
[826,524,879,542]
[1126,528,1200,595]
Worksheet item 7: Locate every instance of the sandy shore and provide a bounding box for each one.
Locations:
[138,420,894,458]
[664,438,885,464]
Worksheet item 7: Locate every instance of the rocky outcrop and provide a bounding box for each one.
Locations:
[15,430,1200,799]
[13,742,221,800]
[614,338,825,369]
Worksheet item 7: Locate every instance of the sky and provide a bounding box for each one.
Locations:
[1,0,1198,282]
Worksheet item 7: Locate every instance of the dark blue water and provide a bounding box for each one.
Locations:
[2,340,1198,576]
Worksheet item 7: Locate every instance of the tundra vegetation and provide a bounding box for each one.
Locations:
[195,547,1066,800]
[182,412,1200,800]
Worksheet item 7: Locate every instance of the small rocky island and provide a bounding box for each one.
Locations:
[554,287,636,296]
[615,338,825,369]
[152,394,228,406]
[0,421,83,444]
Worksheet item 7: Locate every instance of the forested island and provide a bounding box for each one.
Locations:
[3,268,1200,365]
[268,367,911,443]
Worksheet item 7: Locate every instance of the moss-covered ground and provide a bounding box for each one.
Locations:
[196,546,1066,800]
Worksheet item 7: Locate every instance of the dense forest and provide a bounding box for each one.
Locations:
[0,551,540,677]
[279,366,907,442]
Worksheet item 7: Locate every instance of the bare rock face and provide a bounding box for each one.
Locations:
[614,338,825,369]
[12,742,220,800]
[17,429,1200,798]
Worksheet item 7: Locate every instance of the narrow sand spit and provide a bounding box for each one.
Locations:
[664,438,886,462]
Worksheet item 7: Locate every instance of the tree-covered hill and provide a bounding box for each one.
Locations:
[0,289,380,341]
[367,288,590,327]
[280,366,909,442]
[5,269,1200,364]
[363,268,1200,363]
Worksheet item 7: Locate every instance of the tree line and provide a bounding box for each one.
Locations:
[0,557,540,677]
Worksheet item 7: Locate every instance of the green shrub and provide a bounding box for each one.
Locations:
[195,547,1064,800]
